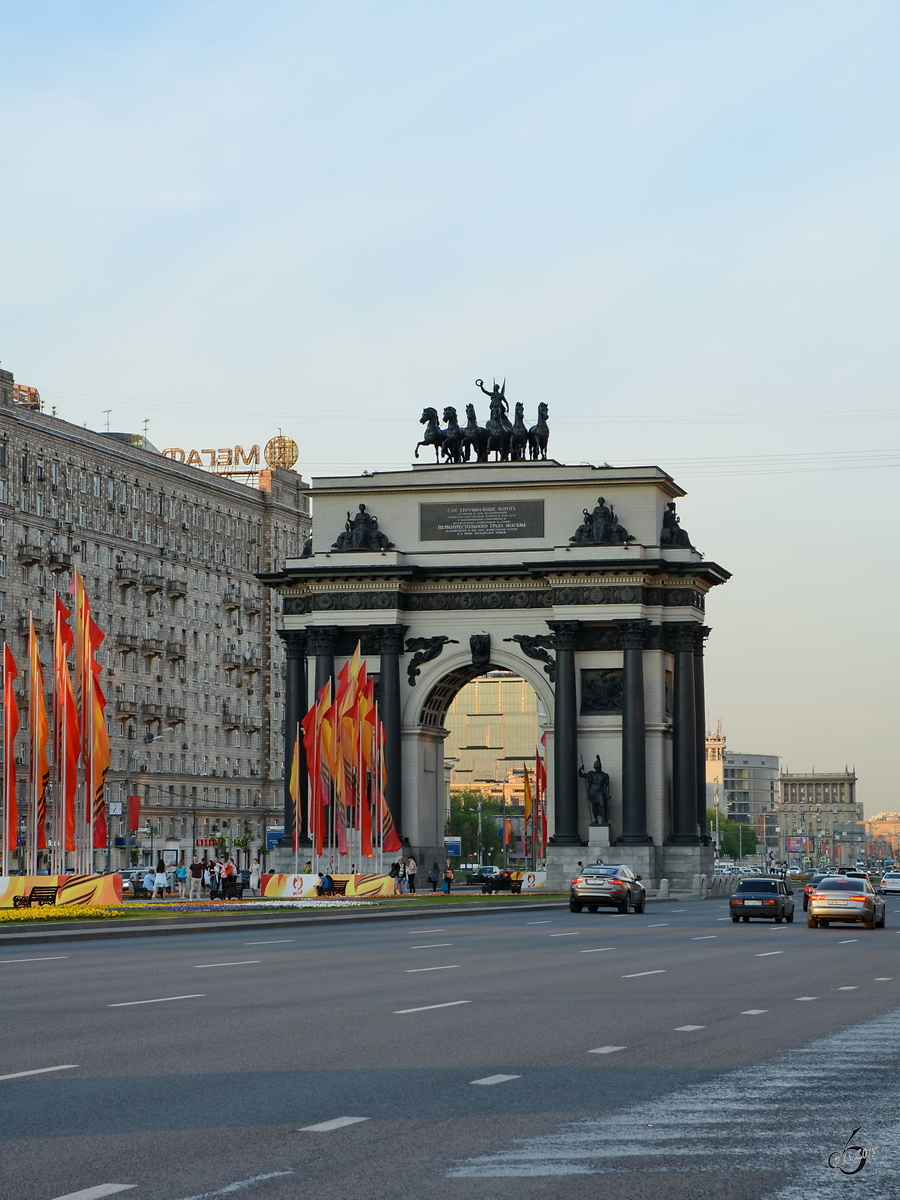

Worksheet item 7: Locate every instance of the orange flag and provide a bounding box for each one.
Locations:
[54,596,78,853]
[379,716,401,853]
[288,722,301,853]
[3,645,19,868]
[357,678,375,858]
[89,617,110,849]
[28,617,50,851]
[522,764,533,842]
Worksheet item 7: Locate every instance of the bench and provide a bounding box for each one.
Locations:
[13,885,60,909]
[318,880,348,897]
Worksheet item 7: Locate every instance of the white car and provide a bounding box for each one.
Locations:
[879,872,900,894]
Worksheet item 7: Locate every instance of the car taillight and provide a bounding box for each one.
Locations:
[849,895,867,903]
[805,886,814,894]
[811,894,826,900]
[572,877,584,884]
[730,898,740,904]
[609,877,626,885]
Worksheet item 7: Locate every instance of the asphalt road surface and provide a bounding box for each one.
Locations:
[2,897,899,1200]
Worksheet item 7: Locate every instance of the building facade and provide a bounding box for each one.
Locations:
[778,769,862,865]
[0,366,310,870]
[724,751,780,859]
[444,670,542,803]
[865,812,900,862]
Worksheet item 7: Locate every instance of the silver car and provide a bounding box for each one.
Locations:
[879,871,900,894]
[807,876,886,930]
[570,864,646,914]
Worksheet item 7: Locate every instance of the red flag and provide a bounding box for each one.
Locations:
[28,617,50,851]
[379,717,401,853]
[53,596,78,853]
[89,617,110,849]
[503,817,512,846]
[127,794,141,831]
[288,722,301,853]
[3,645,19,864]
[357,678,375,858]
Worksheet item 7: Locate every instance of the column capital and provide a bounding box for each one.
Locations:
[374,624,408,655]
[616,619,649,651]
[276,627,307,655]
[306,625,341,656]
[669,622,700,653]
[546,619,581,651]
[694,625,711,654]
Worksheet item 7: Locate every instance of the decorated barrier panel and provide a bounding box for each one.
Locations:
[509,871,547,890]
[262,872,394,899]
[0,874,122,907]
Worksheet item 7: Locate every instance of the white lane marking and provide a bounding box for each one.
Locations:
[875,977,892,981]
[471,1074,520,1086]
[549,932,580,937]
[692,936,717,940]
[646,923,668,927]
[795,996,817,1001]
[194,961,260,969]
[50,1187,136,1200]
[410,943,452,948]
[622,970,666,978]
[836,986,858,990]
[674,1025,705,1031]
[244,940,293,945]
[527,921,552,924]
[404,928,445,933]
[755,951,784,957]
[741,1009,768,1015]
[0,956,69,963]
[589,1046,626,1054]
[395,1000,471,1013]
[716,917,732,921]
[580,947,615,953]
[109,994,205,1007]
[175,1173,293,1199]
[838,939,858,943]
[300,1116,370,1131]
[0,1064,78,1081]
[406,965,460,973]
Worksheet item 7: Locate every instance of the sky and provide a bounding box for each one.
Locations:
[1,0,898,814]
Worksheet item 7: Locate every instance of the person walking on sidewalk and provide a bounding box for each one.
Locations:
[427,862,441,893]
[188,856,204,900]
[406,854,418,894]
[249,858,262,897]
[175,860,187,899]
[152,859,168,901]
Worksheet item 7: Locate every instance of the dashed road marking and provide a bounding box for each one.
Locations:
[470,1074,520,1086]
[195,961,260,969]
[646,923,668,927]
[410,943,452,948]
[0,956,69,963]
[109,994,205,1007]
[875,977,892,981]
[838,939,858,944]
[395,1000,471,1013]
[300,1116,370,1132]
[580,947,615,953]
[174,1174,292,1200]
[755,952,783,957]
[674,1025,705,1031]
[0,1064,78,1081]
[244,940,293,945]
[795,996,817,1001]
[50,1187,136,1200]
[549,932,580,937]
[589,1046,626,1054]
[691,936,717,940]
[741,1009,768,1015]
[406,965,459,973]
[622,970,666,978]
[836,986,858,991]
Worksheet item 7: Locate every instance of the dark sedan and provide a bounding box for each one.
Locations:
[801,873,829,911]
[570,865,646,914]
[729,877,795,923]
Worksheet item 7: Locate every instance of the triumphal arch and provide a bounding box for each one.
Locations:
[263,441,729,888]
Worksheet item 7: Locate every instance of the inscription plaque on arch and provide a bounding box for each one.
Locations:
[420,500,544,541]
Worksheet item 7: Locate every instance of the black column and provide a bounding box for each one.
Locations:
[694,626,710,843]
[547,620,580,845]
[670,623,700,844]
[376,625,407,834]
[618,621,652,844]
[307,625,339,698]
[277,628,307,844]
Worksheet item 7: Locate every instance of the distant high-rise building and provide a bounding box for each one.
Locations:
[724,751,781,858]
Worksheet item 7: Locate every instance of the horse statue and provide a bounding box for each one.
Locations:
[528,401,550,460]
[486,392,511,461]
[441,406,465,464]
[463,403,489,462]
[415,407,445,462]
[510,401,529,461]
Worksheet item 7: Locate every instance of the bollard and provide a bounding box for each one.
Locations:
[692,873,702,896]
[658,878,670,898]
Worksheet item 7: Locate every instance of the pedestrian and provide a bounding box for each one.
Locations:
[577,861,584,871]
[389,858,402,895]
[202,861,212,895]
[398,858,408,894]
[427,862,441,893]
[142,867,155,898]
[303,860,312,874]
[595,857,604,866]
[175,860,187,899]
[152,858,168,901]
[249,857,261,897]
[188,856,204,900]
[443,861,454,893]
[406,854,417,894]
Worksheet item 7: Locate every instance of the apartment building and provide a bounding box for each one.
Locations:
[0,366,309,869]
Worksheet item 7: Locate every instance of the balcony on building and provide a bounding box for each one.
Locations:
[115,632,140,651]
[17,615,43,634]
[223,588,241,611]
[222,711,243,730]
[166,704,186,724]
[142,573,164,594]
[165,578,187,599]
[17,543,41,566]
[115,698,139,718]
[141,638,166,656]
[116,565,141,587]
[242,595,261,615]
[47,547,72,570]
[140,702,165,722]
[165,639,187,660]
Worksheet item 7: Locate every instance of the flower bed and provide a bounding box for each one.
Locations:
[0,905,126,922]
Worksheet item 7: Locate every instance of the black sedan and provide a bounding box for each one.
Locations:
[570,864,646,914]
[729,877,795,923]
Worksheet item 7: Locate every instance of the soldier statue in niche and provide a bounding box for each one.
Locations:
[579,756,611,826]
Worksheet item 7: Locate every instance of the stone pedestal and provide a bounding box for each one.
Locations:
[587,825,610,852]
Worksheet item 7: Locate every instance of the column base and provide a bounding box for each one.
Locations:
[548,834,583,846]
[616,834,654,845]
[666,834,701,846]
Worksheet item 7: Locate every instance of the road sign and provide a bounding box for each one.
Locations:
[444,836,462,857]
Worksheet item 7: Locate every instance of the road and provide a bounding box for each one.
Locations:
[1,896,899,1200]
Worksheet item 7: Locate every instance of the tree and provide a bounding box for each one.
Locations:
[446,789,503,865]
[707,807,758,859]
